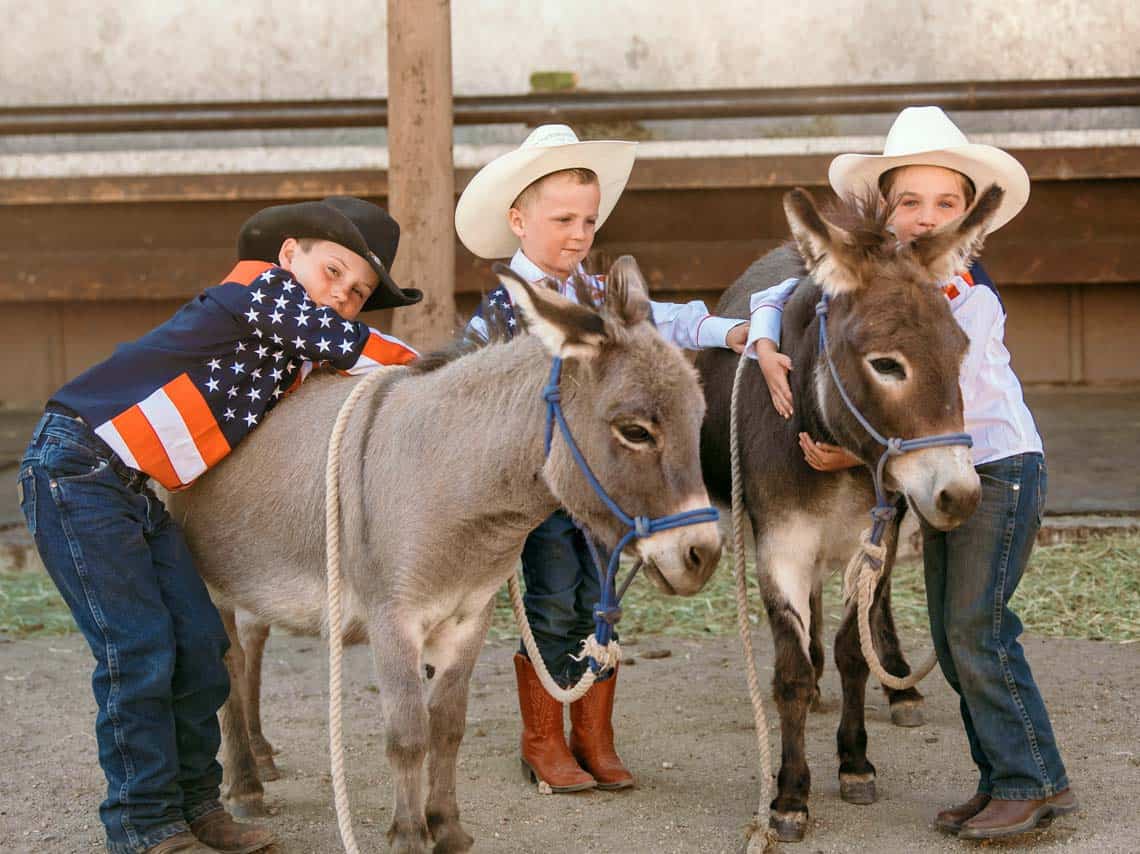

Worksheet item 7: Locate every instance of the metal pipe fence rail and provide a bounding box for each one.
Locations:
[3,77,1139,136]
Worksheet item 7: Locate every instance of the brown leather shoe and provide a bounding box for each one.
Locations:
[934,792,991,833]
[958,788,1078,840]
[514,653,596,792]
[189,809,276,853]
[144,831,215,853]
[569,665,634,791]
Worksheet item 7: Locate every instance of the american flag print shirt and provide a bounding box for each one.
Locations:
[51,260,418,490]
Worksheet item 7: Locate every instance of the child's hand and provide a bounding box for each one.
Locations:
[726,322,749,354]
[798,433,862,472]
[755,339,794,419]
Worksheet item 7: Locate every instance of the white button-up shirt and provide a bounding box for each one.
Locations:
[467,250,744,350]
[744,274,1043,466]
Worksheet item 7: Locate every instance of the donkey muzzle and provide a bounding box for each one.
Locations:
[887,445,981,531]
[636,509,722,597]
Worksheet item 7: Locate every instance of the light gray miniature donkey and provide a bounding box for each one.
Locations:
[170,257,723,854]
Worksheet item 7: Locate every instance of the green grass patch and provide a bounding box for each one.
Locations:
[489,531,1140,644]
[0,571,77,637]
[5,532,1137,644]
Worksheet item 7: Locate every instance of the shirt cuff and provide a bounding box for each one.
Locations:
[697,315,747,349]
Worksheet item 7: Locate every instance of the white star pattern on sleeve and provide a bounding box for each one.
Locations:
[316,338,331,353]
[245,308,260,323]
[223,408,236,420]
[255,345,269,358]
[235,341,246,353]
[269,310,284,324]
[258,270,275,284]
[292,336,306,349]
[338,339,354,354]
[205,377,220,393]
[274,295,288,310]
[243,412,258,427]
[296,312,310,327]
[230,362,245,375]
[250,289,266,304]
[281,280,295,292]
[318,314,332,328]
[341,320,355,333]
[207,358,222,372]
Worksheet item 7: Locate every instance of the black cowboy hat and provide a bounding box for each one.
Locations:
[237,196,423,311]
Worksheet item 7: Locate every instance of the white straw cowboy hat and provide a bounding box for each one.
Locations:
[455,124,638,259]
[829,106,1030,233]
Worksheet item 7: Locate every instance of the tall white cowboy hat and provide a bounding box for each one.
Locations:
[829,106,1030,233]
[455,124,638,259]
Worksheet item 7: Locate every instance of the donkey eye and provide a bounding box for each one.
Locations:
[614,423,655,447]
[870,357,906,380]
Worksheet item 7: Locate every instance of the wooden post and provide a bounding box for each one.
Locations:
[386,0,455,349]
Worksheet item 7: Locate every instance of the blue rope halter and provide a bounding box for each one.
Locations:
[816,295,973,553]
[542,356,720,672]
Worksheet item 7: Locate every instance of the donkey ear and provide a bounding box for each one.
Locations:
[603,255,652,327]
[783,188,862,295]
[910,184,1005,282]
[493,264,607,361]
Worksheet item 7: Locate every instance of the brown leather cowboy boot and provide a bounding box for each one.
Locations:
[514,653,596,792]
[188,809,276,853]
[568,665,634,790]
[958,788,1078,840]
[934,792,991,833]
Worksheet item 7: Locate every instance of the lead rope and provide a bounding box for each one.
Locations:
[507,571,620,703]
[325,367,399,854]
[729,353,780,854]
[843,530,938,690]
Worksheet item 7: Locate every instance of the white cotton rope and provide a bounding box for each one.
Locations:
[507,570,621,704]
[325,366,398,854]
[844,530,938,691]
[729,353,780,854]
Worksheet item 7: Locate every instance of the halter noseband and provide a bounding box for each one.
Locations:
[542,356,719,671]
[815,295,973,550]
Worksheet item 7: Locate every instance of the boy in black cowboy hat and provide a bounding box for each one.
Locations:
[16,197,420,854]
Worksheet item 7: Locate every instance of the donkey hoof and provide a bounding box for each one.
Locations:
[890,699,925,728]
[432,829,475,854]
[769,810,808,842]
[226,795,270,819]
[839,773,877,805]
[255,756,281,782]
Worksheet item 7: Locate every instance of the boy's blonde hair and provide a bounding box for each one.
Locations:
[878,165,976,208]
[511,167,599,210]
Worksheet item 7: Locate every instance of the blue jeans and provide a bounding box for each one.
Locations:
[922,452,1069,800]
[18,411,230,853]
[518,510,615,687]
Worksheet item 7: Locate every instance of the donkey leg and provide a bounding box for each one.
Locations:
[369,623,432,854]
[423,607,491,854]
[235,611,280,780]
[217,606,269,818]
[759,544,818,843]
[873,517,925,727]
[808,583,826,712]
[834,604,877,806]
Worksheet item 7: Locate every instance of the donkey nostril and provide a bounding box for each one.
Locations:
[937,485,981,519]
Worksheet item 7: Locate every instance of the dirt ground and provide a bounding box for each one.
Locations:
[1,628,1137,854]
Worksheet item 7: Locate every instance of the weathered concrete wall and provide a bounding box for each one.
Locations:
[3,0,1138,106]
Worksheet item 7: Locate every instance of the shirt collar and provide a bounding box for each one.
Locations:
[509,250,590,298]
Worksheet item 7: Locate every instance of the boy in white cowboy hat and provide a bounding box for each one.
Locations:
[455,123,748,794]
[18,197,420,854]
[745,106,1075,840]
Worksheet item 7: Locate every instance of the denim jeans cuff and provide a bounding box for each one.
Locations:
[990,775,1070,801]
[106,820,190,854]
[184,798,226,824]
